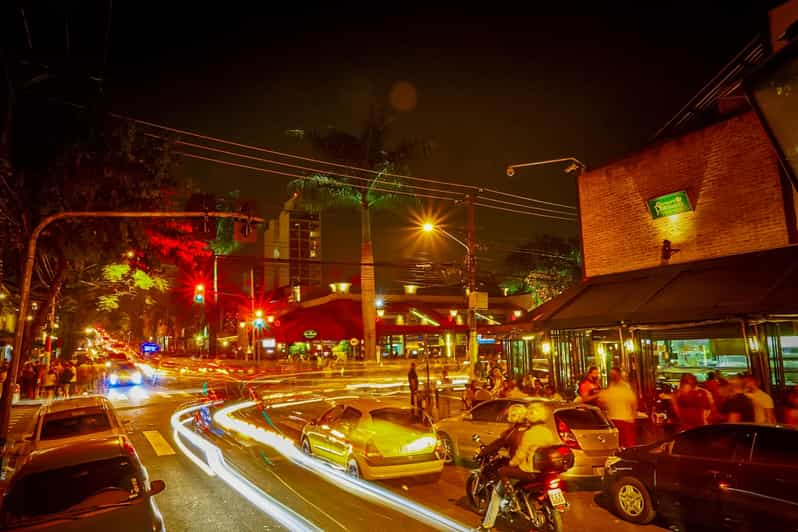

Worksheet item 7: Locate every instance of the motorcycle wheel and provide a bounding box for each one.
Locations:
[516,494,563,532]
[466,472,490,514]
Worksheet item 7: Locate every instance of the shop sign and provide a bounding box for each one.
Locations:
[350,338,359,346]
[303,329,318,339]
[141,342,160,354]
[647,190,692,219]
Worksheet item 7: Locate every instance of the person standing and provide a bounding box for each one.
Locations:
[600,367,638,447]
[408,362,419,407]
[59,362,74,398]
[783,386,798,427]
[720,377,755,423]
[745,375,775,425]
[577,366,601,405]
[672,373,712,431]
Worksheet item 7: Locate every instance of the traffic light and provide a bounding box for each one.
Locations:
[253,309,265,328]
[194,284,205,304]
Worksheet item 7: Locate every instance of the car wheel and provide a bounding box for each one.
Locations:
[346,458,361,479]
[438,432,455,465]
[611,476,655,524]
[301,438,312,456]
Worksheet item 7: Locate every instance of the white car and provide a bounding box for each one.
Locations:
[23,395,126,452]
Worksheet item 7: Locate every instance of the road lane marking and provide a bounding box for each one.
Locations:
[142,430,176,456]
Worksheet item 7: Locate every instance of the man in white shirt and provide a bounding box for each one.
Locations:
[600,367,638,447]
[745,375,775,425]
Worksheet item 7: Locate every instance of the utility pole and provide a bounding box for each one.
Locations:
[249,266,255,362]
[0,210,263,448]
[466,194,479,373]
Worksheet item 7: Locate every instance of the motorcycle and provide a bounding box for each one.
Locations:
[466,434,571,532]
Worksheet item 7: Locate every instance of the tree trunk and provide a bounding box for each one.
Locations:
[360,199,378,362]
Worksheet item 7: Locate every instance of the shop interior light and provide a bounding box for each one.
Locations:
[624,339,636,352]
[541,341,552,355]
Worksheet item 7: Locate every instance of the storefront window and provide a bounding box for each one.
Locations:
[654,338,748,386]
[780,336,798,386]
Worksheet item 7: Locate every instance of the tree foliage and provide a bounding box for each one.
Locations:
[503,235,582,306]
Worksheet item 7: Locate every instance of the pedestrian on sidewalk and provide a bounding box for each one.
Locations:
[745,375,775,425]
[43,368,57,400]
[59,362,74,398]
[408,362,419,407]
[600,367,638,447]
[577,366,601,405]
[720,376,755,423]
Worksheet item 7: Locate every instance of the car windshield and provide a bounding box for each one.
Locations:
[40,408,112,440]
[370,407,431,430]
[554,407,610,429]
[2,457,141,523]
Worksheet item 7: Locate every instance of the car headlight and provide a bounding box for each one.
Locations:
[131,371,143,384]
[605,455,623,470]
[109,373,119,385]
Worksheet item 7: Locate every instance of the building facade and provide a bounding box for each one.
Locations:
[491,11,798,403]
[263,197,322,292]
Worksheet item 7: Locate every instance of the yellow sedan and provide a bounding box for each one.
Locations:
[300,398,445,481]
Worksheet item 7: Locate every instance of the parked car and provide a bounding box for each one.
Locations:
[21,396,126,453]
[0,436,166,531]
[106,361,143,387]
[300,397,445,480]
[603,423,798,530]
[435,398,618,479]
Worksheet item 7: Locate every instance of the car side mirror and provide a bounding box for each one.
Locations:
[150,480,166,495]
[463,412,473,421]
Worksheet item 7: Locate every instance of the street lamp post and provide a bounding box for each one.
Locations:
[0,210,263,448]
[421,194,479,374]
[505,156,586,280]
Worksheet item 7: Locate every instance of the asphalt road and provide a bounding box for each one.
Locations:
[246,395,668,532]
[3,376,667,531]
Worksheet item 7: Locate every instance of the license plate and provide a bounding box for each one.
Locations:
[547,488,566,509]
[593,466,605,476]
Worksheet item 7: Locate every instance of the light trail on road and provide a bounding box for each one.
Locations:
[214,400,471,532]
[170,402,322,532]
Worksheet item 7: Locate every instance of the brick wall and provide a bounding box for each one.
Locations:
[580,111,792,277]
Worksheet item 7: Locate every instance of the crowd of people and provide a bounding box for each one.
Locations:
[0,357,108,400]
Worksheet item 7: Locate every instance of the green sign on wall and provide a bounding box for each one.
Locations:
[647,190,693,219]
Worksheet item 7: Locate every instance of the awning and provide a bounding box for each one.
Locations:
[519,245,798,331]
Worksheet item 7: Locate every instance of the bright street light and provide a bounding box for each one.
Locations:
[422,222,434,233]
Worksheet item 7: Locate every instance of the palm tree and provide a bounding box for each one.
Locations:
[288,108,427,362]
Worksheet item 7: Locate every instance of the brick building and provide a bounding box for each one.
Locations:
[490,10,798,406]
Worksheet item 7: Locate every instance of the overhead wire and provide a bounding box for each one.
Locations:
[157,134,578,219]
[118,113,578,211]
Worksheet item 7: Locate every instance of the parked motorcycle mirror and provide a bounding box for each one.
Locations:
[472,434,481,443]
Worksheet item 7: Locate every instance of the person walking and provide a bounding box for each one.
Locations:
[43,367,58,400]
[577,366,601,405]
[744,375,775,425]
[600,367,638,447]
[408,362,419,407]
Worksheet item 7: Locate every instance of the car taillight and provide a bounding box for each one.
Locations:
[120,436,137,456]
[365,439,382,459]
[556,418,581,449]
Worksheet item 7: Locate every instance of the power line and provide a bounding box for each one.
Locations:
[177,151,577,221]
[162,134,578,218]
[177,151,459,203]
[472,202,576,222]
[118,113,578,210]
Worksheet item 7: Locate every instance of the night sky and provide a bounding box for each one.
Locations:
[10,2,781,288]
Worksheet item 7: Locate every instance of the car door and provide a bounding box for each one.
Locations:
[325,406,363,467]
[655,425,753,529]
[457,400,511,458]
[737,427,798,529]
[307,405,345,461]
